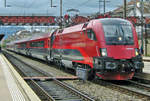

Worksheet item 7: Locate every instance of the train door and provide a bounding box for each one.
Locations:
[85,29,98,57]
[83,29,98,80]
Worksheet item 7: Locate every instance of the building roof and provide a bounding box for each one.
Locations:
[112,0,150,17]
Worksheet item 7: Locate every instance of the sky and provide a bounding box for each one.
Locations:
[0,0,132,38]
[0,0,131,16]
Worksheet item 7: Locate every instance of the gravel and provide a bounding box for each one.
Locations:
[5,50,144,101]
[64,80,143,101]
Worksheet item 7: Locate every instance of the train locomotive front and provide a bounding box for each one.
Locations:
[92,18,144,80]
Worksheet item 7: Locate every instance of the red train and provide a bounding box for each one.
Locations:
[6,18,144,80]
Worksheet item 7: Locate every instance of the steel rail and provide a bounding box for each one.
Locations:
[3,51,54,101]
[28,80,55,101]
[3,51,95,101]
[94,79,150,100]
[53,79,95,101]
[127,80,150,91]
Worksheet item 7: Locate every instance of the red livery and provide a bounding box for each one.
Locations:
[6,18,144,80]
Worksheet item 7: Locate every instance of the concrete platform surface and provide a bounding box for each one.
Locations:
[143,56,150,60]
[0,54,26,101]
[0,60,12,101]
[0,53,41,101]
[143,62,150,74]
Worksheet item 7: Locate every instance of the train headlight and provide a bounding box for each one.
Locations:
[135,48,139,56]
[101,48,107,57]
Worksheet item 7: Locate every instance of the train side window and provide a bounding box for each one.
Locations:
[41,41,44,47]
[30,42,36,47]
[37,41,40,47]
[87,29,97,41]
[36,41,44,47]
[22,43,26,48]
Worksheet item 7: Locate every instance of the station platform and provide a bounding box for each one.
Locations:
[142,56,150,74]
[143,56,150,61]
[0,53,41,101]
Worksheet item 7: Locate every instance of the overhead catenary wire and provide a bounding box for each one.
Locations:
[7,0,49,8]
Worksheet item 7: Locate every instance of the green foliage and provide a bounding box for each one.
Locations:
[1,39,11,48]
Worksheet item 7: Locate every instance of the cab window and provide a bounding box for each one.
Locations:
[87,29,97,41]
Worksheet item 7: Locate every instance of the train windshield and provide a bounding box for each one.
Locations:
[102,20,134,45]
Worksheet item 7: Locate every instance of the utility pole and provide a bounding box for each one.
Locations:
[104,0,105,14]
[4,0,6,7]
[99,0,110,14]
[99,0,101,14]
[60,0,62,29]
[51,0,52,7]
[123,0,127,19]
[60,0,62,18]
[133,0,136,16]
[140,0,144,54]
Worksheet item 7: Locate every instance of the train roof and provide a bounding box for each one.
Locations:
[15,36,31,43]
[62,23,85,34]
[12,18,131,44]
[98,18,131,24]
[6,41,16,45]
[15,32,52,43]
[61,18,130,34]
[29,32,51,41]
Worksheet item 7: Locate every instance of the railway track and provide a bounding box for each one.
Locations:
[5,50,150,100]
[3,51,95,101]
[93,74,150,100]
[120,80,150,100]
[133,73,150,84]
